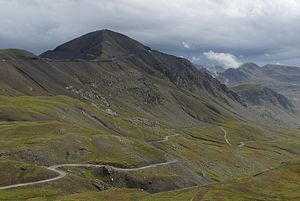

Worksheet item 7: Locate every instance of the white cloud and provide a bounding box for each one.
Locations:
[182,41,190,49]
[203,51,242,68]
[191,56,201,62]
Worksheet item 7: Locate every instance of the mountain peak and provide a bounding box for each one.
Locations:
[239,62,260,70]
[40,29,150,60]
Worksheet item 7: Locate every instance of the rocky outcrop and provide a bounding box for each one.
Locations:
[232,84,294,110]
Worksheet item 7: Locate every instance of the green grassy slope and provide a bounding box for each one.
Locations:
[0,94,299,200]
[3,161,296,201]
[0,31,299,200]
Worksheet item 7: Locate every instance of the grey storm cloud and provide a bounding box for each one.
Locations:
[1,0,300,67]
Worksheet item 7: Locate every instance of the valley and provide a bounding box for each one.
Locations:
[0,30,299,201]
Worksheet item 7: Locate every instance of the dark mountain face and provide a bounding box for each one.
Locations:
[1,30,246,126]
[40,30,150,60]
[219,63,261,85]
[40,30,243,105]
[231,83,299,126]
[221,68,249,84]
[232,84,293,110]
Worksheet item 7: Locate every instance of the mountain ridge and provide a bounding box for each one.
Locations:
[40,29,244,106]
[0,30,249,127]
[40,29,151,60]
[219,63,300,126]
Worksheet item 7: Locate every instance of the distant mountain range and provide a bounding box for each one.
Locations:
[219,62,300,87]
[195,64,226,76]
[218,62,300,126]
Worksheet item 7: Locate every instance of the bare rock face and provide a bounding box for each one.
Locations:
[40,29,150,60]
[232,84,294,110]
[40,29,243,106]
[0,29,246,128]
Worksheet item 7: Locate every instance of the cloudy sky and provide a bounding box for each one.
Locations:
[1,0,300,68]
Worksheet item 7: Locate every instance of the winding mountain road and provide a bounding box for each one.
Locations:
[219,127,246,148]
[219,127,231,146]
[0,131,180,190]
[0,160,177,190]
